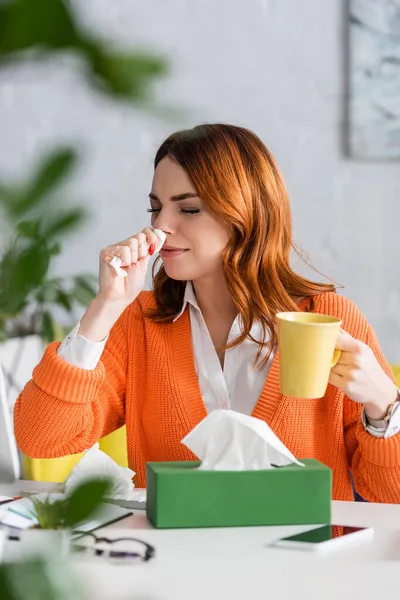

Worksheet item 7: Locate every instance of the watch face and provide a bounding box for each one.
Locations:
[385,400,400,422]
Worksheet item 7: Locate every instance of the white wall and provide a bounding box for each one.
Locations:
[1,0,399,359]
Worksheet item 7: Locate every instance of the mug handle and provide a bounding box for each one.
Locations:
[331,349,341,367]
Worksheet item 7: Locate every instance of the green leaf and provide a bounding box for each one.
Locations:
[16,219,40,239]
[52,320,65,342]
[31,496,67,529]
[0,1,169,105]
[0,241,50,314]
[65,478,111,529]
[38,279,61,304]
[42,310,54,343]
[30,479,111,531]
[0,182,18,204]
[21,148,77,213]
[48,241,62,256]
[0,0,78,54]
[0,148,77,221]
[0,558,83,600]
[74,274,98,295]
[41,310,64,342]
[0,182,25,223]
[83,44,167,99]
[41,207,86,238]
[73,275,97,306]
[56,289,73,311]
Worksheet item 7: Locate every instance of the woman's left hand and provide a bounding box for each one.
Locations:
[329,329,398,420]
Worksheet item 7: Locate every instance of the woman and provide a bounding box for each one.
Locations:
[14,124,400,503]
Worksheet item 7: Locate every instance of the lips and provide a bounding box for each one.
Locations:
[160,247,188,259]
[162,246,186,251]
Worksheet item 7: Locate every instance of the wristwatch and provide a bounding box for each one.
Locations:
[363,390,400,438]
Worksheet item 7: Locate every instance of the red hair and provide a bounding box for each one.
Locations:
[144,124,336,365]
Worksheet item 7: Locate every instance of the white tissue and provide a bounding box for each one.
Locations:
[151,227,167,251]
[182,410,304,471]
[110,256,128,278]
[64,443,140,501]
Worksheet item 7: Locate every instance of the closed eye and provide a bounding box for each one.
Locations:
[147,208,201,215]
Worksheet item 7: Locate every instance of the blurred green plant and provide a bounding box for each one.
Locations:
[0,2,165,597]
[0,0,169,410]
[0,478,112,600]
[0,147,98,342]
[0,0,169,347]
[0,558,83,600]
[0,0,167,100]
[30,477,112,529]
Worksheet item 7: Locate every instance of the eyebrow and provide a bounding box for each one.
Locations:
[149,192,199,202]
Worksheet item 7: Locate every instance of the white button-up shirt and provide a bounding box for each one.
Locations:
[170,282,273,415]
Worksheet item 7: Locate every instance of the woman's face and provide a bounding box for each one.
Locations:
[149,156,230,282]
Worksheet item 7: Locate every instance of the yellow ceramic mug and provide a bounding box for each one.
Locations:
[276,312,342,398]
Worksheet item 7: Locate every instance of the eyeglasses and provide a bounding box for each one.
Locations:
[71,531,155,563]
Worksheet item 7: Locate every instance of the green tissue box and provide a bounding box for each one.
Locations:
[146,458,331,528]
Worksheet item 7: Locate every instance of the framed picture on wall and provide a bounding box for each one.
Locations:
[348,0,400,159]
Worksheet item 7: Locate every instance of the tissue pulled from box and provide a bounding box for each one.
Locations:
[64,443,141,501]
[151,227,167,251]
[110,256,128,277]
[182,410,304,470]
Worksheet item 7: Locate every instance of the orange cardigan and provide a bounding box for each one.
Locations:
[14,291,400,502]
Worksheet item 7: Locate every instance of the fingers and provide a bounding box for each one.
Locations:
[329,357,361,392]
[151,227,167,251]
[142,227,164,254]
[101,244,131,268]
[119,245,133,268]
[328,370,345,390]
[332,350,354,367]
[335,329,363,354]
[136,232,149,259]
[101,228,162,272]
[330,362,353,379]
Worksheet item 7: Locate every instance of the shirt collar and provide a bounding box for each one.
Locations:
[173,282,200,322]
[172,282,268,344]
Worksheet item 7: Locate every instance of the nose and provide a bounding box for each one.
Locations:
[152,209,174,235]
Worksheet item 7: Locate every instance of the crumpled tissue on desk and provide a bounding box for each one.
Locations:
[65,443,146,504]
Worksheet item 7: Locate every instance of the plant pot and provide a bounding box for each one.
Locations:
[0,528,7,563]
[18,528,71,560]
[0,335,43,410]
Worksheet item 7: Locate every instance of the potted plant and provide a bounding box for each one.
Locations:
[18,478,111,559]
[0,557,84,600]
[0,0,168,409]
[0,147,98,407]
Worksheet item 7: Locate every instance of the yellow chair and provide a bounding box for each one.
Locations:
[391,365,400,388]
[22,425,128,482]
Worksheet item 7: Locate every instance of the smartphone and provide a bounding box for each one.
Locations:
[272,525,373,551]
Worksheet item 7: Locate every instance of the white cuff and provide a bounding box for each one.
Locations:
[57,322,108,370]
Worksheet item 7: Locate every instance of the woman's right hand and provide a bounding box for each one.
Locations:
[98,227,163,306]
[78,228,163,341]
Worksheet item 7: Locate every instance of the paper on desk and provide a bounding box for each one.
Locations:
[5,494,132,533]
[110,228,166,277]
[182,410,304,470]
[0,504,34,529]
[64,443,142,502]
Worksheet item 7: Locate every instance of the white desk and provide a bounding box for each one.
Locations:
[2,481,400,600]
